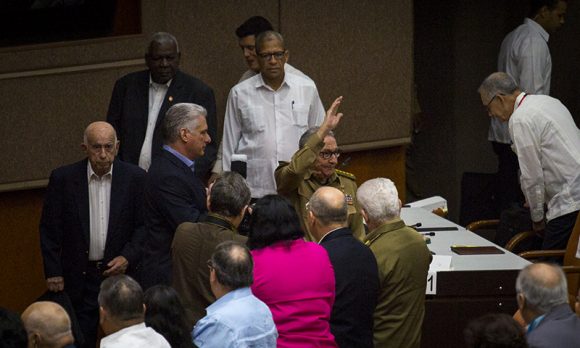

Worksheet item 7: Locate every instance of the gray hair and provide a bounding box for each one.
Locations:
[162,103,207,144]
[148,32,180,54]
[255,30,285,53]
[357,178,400,225]
[478,72,519,102]
[309,188,348,226]
[210,172,251,217]
[516,263,568,314]
[299,127,335,149]
[211,241,253,290]
[98,275,144,322]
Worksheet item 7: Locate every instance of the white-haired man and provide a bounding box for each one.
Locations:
[517,263,580,347]
[357,178,431,348]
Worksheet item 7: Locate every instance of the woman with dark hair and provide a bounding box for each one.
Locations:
[144,285,194,348]
[248,195,337,347]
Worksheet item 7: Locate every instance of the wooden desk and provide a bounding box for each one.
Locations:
[400,207,530,348]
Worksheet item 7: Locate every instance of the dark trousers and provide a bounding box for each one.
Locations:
[491,141,524,213]
[542,210,580,250]
[74,262,103,348]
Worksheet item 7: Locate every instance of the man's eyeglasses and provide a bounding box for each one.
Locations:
[485,94,497,110]
[258,51,286,61]
[319,151,341,160]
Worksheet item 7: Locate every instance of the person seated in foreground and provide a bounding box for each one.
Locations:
[98,275,170,348]
[193,241,277,347]
[516,262,580,348]
[144,285,194,348]
[464,313,528,348]
[21,302,74,348]
[248,195,337,347]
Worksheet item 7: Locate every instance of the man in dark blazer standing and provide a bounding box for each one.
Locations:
[40,121,146,348]
[107,32,217,181]
[307,186,379,348]
[141,103,210,289]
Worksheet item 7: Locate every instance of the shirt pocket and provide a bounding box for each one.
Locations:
[240,105,265,133]
[291,103,310,127]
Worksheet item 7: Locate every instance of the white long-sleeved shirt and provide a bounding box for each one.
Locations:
[491,18,551,144]
[222,72,324,198]
[509,93,580,222]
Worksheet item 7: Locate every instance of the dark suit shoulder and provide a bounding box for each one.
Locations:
[114,159,146,177]
[174,70,214,93]
[115,70,149,85]
[49,159,88,179]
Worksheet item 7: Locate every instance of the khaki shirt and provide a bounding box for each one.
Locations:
[364,218,431,348]
[275,133,365,241]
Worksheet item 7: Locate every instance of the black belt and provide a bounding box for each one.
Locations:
[87,260,104,271]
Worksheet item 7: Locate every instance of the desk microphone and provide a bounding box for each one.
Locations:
[409,222,422,229]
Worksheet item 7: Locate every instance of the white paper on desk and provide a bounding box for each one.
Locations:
[426,255,452,295]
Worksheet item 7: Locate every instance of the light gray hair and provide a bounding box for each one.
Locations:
[516,263,568,314]
[357,178,400,225]
[148,32,180,54]
[162,103,207,144]
[255,30,285,53]
[299,127,335,149]
[478,72,519,102]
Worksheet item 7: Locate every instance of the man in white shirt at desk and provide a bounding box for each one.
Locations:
[479,72,580,251]
[222,30,324,198]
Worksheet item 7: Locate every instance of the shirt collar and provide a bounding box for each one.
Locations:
[513,92,527,112]
[206,287,252,314]
[255,71,290,91]
[87,161,113,181]
[525,18,550,43]
[149,75,172,89]
[163,145,195,169]
[317,227,343,244]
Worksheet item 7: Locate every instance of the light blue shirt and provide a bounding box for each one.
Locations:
[193,287,277,348]
[162,145,195,173]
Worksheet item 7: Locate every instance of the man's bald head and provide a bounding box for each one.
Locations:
[81,121,119,177]
[309,186,348,227]
[21,302,73,348]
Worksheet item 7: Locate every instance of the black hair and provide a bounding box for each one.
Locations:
[247,195,304,249]
[144,286,193,348]
[235,16,273,39]
[210,172,251,217]
[464,313,528,348]
[0,307,28,348]
[529,0,566,17]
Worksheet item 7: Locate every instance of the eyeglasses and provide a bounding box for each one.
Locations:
[257,51,286,61]
[319,151,341,160]
[485,94,497,110]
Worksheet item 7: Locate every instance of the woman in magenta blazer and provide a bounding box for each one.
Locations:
[248,195,337,348]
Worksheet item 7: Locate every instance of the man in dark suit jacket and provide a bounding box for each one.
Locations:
[107,32,217,181]
[141,103,210,290]
[40,121,146,348]
[307,186,379,348]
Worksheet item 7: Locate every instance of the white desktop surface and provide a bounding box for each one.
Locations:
[400,207,531,271]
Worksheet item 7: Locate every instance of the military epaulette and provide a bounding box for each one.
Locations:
[336,169,356,180]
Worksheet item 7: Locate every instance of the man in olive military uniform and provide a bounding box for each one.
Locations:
[276,96,365,241]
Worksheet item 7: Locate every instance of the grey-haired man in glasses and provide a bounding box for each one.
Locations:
[276,96,364,242]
